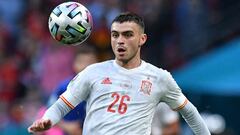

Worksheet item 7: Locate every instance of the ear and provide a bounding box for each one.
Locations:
[139,34,147,47]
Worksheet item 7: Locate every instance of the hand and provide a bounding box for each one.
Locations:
[28,119,52,134]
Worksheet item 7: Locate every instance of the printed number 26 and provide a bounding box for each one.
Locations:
[107,92,130,114]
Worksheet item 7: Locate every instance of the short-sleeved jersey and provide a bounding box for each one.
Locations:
[61,60,186,135]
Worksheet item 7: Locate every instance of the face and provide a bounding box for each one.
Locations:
[111,22,147,65]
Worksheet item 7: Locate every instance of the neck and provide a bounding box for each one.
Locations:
[115,57,142,69]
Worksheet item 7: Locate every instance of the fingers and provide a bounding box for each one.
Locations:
[27,126,33,133]
[43,119,52,128]
[28,119,52,133]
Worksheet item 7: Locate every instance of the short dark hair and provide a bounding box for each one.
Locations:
[112,12,145,32]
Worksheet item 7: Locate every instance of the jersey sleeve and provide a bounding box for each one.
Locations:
[47,78,71,107]
[60,68,91,109]
[161,71,188,111]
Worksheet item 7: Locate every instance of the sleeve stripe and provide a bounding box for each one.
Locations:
[60,95,74,109]
[173,98,188,111]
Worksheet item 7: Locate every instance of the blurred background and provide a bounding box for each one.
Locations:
[0,0,239,135]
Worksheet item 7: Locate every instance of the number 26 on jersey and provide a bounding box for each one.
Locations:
[107,92,130,114]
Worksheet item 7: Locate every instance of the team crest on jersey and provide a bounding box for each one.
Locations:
[140,80,152,95]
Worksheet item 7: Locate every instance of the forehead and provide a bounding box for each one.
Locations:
[111,22,140,33]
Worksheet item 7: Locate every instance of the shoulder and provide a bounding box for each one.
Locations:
[144,61,172,79]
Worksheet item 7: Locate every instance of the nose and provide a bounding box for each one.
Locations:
[117,35,125,45]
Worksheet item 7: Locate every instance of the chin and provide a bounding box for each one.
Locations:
[116,57,129,63]
[116,57,124,61]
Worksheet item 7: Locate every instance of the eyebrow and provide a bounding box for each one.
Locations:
[111,30,134,34]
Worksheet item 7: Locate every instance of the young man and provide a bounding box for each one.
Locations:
[28,12,210,135]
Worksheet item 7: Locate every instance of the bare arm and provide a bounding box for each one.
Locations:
[178,101,211,135]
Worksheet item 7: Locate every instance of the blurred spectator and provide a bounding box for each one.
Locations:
[151,103,180,135]
[201,112,226,135]
[174,0,210,56]
[0,0,25,35]
[37,45,75,94]
[0,100,29,135]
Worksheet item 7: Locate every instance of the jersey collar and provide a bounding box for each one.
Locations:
[113,59,147,73]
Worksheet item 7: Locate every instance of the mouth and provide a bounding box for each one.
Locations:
[117,47,126,53]
[117,47,126,56]
[118,48,126,52]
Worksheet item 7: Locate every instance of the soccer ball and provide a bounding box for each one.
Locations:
[48,2,92,45]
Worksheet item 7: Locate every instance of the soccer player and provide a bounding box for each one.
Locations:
[28,12,210,135]
[47,47,98,135]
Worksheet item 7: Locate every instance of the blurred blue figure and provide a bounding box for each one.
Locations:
[0,0,25,35]
[47,47,98,135]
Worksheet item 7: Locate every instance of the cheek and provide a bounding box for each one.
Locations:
[129,40,139,50]
[111,39,115,47]
[111,41,116,52]
[111,38,117,45]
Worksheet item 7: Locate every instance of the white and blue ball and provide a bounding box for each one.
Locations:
[48,2,92,45]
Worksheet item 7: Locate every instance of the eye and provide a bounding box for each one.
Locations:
[123,32,133,38]
[125,33,132,37]
[111,33,118,38]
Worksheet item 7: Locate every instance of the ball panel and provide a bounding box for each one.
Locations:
[52,6,62,17]
[50,23,59,37]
